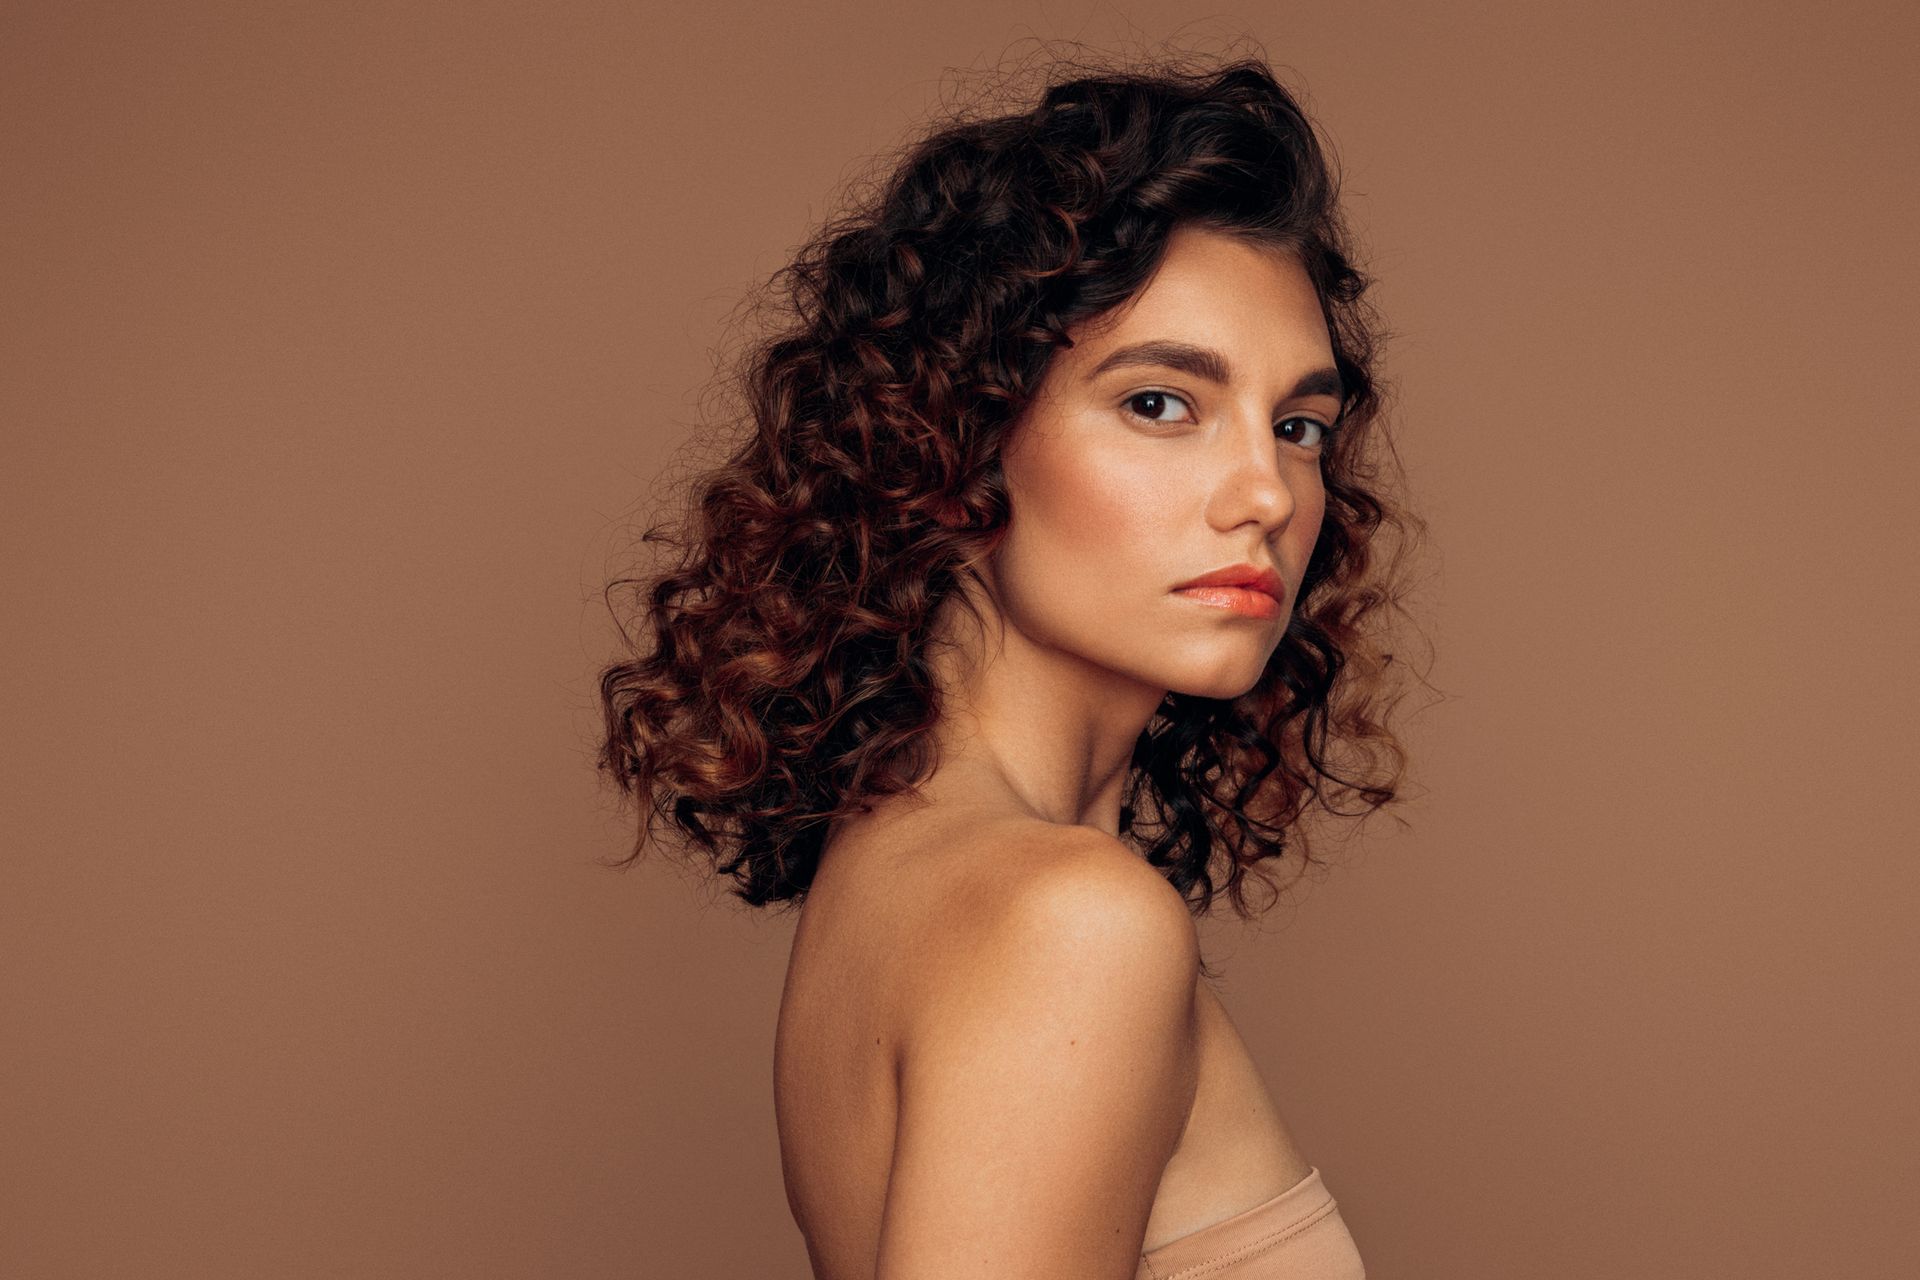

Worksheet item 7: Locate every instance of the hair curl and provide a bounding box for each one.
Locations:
[597,47,1431,920]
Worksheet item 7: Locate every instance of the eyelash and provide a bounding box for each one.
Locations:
[1121,389,1337,449]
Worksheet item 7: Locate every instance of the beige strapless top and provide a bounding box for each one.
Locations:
[1135,1167,1366,1279]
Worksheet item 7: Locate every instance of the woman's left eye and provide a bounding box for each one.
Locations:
[1276,416,1332,448]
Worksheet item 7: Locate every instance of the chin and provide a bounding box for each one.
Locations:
[1162,660,1273,703]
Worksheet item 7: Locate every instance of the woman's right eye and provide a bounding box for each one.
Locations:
[1124,390,1193,423]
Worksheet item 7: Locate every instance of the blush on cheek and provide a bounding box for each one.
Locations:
[1037,430,1182,533]
[1039,457,1178,584]
[1003,410,1190,606]
[993,447,1155,629]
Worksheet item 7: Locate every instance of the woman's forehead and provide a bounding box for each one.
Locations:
[1063,233,1333,377]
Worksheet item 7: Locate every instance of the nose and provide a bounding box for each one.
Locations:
[1204,413,1298,539]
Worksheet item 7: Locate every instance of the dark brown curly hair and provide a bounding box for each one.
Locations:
[597,48,1430,920]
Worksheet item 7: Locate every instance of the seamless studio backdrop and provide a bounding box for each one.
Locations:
[3,3,1916,1278]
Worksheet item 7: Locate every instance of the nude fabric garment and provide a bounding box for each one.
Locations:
[1134,1166,1366,1280]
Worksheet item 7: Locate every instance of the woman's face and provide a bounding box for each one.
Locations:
[985,223,1343,701]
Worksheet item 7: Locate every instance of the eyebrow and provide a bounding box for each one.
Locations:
[1086,339,1347,403]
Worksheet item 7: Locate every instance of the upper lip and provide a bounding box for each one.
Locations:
[1173,562,1286,600]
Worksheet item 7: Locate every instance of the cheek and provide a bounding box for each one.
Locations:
[1296,476,1330,543]
[997,433,1180,607]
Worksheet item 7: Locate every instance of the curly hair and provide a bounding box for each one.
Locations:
[597,48,1430,920]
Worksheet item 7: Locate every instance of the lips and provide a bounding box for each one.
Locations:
[1172,562,1286,601]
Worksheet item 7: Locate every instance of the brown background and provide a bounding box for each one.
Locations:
[4,2,1916,1277]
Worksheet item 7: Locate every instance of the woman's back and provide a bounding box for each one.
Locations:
[774,801,1324,1279]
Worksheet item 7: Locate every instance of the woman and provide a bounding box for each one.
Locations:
[599,51,1420,1279]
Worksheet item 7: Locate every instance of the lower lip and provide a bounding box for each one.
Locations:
[1174,586,1283,619]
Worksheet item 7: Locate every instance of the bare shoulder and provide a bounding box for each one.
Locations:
[876,821,1202,1278]
[921,818,1195,962]
[988,822,1198,975]
[891,820,1199,1042]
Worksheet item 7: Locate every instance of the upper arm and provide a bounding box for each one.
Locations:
[875,833,1202,1280]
